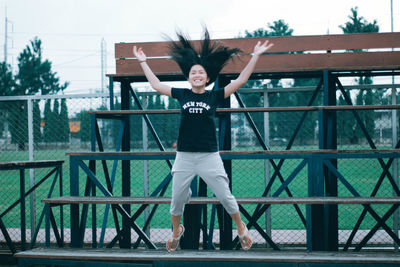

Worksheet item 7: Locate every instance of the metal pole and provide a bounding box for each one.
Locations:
[142,97,150,236]
[392,85,399,252]
[27,98,36,241]
[263,90,271,246]
[391,0,399,251]
[120,81,131,248]
[109,77,114,110]
[4,7,7,63]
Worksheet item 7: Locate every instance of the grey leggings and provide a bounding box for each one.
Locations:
[170,152,239,216]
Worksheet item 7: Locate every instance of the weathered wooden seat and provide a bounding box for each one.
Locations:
[110,32,400,81]
[66,148,400,157]
[15,247,400,267]
[0,160,64,170]
[88,104,400,118]
[43,195,400,205]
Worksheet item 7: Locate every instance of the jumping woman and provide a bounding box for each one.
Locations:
[133,28,273,252]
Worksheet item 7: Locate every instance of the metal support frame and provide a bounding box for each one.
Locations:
[69,83,176,249]
[0,161,63,254]
[65,150,400,250]
[70,69,400,251]
[323,71,339,251]
[120,81,131,248]
[231,77,323,250]
[334,77,400,251]
[309,71,339,251]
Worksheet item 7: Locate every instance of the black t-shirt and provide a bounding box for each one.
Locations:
[171,88,225,152]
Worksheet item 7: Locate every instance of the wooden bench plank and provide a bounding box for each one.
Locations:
[66,149,400,157]
[42,196,400,205]
[87,105,400,115]
[112,33,400,77]
[115,32,400,59]
[115,52,400,76]
[0,160,64,170]
[15,247,400,264]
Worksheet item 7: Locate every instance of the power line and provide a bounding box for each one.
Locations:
[54,52,100,67]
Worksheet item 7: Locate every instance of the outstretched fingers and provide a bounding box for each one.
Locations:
[254,40,274,55]
[133,46,146,62]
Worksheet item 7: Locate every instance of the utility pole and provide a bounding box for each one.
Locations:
[4,7,8,62]
[3,6,13,64]
[101,38,107,95]
[100,38,107,140]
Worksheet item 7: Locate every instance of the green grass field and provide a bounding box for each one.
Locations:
[0,149,398,231]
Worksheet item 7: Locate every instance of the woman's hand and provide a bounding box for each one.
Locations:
[132,45,172,96]
[133,46,147,62]
[253,40,274,56]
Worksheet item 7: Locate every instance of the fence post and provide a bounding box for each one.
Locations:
[142,97,150,237]
[263,90,271,246]
[70,157,80,247]
[27,98,36,242]
[392,85,399,251]
[109,76,114,110]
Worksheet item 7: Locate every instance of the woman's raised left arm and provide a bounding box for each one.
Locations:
[224,40,274,98]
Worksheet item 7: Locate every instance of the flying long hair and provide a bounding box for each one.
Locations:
[167,28,241,85]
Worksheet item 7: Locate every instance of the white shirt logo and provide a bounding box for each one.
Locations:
[182,101,211,114]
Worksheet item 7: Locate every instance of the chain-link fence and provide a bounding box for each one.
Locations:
[0,84,399,250]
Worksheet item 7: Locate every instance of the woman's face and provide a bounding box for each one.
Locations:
[188,64,209,88]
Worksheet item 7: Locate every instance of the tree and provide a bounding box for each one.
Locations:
[4,37,69,150]
[48,99,60,142]
[338,7,379,144]
[8,101,28,150]
[33,100,42,142]
[78,109,92,145]
[166,97,180,148]
[146,94,167,149]
[43,100,53,143]
[242,19,293,37]
[110,98,122,147]
[291,79,320,145]
[15,37,68,95]
[53,99,60,142]
[0,62,15,138]
[0,63,28,149]
[0,62,14,96]
[337,95,355,143]
[130,95,144,148]
[59,99,70,142]
[339,7,379,34]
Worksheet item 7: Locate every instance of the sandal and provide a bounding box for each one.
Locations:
[166,224,185,252]
[238,222,252,250]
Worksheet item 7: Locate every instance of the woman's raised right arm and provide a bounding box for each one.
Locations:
[133,46,172,97]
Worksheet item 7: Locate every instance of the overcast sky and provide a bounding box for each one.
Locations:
[0,0,399,94]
